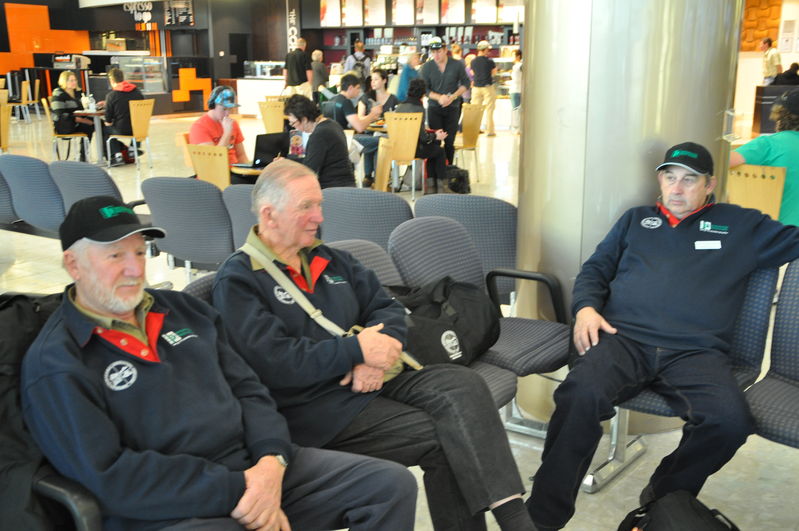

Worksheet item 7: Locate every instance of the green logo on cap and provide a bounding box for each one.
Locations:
[99,205,134,219]
[671,149,698,159]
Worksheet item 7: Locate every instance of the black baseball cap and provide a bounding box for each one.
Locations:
[655,142,713,175]
[776,87,799,115]
[60,196,166,251]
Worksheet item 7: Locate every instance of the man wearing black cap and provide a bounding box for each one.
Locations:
[731,87,799,226]
[420,36,471,163]
[20,196,417,531]
[526,142,799,531]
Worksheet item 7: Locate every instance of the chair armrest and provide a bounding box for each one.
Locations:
[126,199,146,209]
[33,473,103,531]
[486,268,568,325]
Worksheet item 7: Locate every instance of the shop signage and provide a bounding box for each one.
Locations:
[286,0,300,51]
[123,1,153,23]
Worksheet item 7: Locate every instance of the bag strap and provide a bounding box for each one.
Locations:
[241,242,348,337]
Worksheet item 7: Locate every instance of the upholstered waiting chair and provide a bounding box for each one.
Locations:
[746,259,799,450]
[0,171,19,225]
[388,216,570,405]
[222,184,256,248]
[183,272,217,304]
[321,187,413,251]
[105,99,155,175]
[0,154,65,235]
[41,98,90,161]
[141,177,234,284]
[582,265,779,493]
[49,161,125,210]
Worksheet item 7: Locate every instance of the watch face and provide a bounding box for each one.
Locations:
[274,454,288,467]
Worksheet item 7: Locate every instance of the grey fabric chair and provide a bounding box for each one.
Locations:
[141,177,234,284]
[183,272,216,304]
[329,237,518,408]
[49,161,125,211]
[746,260,799,449]
[0,170,19,225]
[415,194,517,302]
[388,216,569,403]
[222,184,256,249]
[582,265,779,493]
[321,187,413,250]
[0,154,64,236]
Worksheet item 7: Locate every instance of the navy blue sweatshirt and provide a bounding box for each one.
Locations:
[212,243,407,447]
[22,288,293,531]
[572,203,799,352]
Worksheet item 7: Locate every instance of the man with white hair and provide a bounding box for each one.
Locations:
[21,195,416,531]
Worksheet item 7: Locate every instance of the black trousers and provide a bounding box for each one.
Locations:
[417,141,447,183]
[526,333,754,529]
[426,103,461,164]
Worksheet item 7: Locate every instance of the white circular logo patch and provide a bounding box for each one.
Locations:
[441,330,463,360]
[273,286,295,305]
[104,361,137,391]
[640,217,662,229]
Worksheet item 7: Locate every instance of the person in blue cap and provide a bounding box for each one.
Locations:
[190,85,249,166]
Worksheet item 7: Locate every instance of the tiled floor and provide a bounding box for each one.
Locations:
[2,112,797,530]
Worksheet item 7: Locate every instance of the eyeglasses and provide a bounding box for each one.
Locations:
[288,117,300,129]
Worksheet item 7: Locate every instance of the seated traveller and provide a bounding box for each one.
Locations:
[525,142,799,531]
[212,159,536,531]
[396,78,448,193]
[102,67,145,166]
[326,73,383,186]
[284,94,355,189]
[730,87,799,226]
[190,86,252,184]
[50,70,94,161]
[21,195,417,531]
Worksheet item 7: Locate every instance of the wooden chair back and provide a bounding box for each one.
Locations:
[129,99,155,140]
[41,98,55,134]
[458,103,483,149]
[385,112,422,164]
[265,95,288,102]
[727,164,786,220]
[258,100,285,134]
[32,78,40,103]
[0,78,5,89]
[18,80,30,105]
[0,104,11,151]
[0,89,7,105]
[187,144,230,189]
[176,132,193,168]
[374,136,393,192]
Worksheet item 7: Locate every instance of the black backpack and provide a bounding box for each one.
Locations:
[445,165,471,194]
[352,53,368,79]
[618,490,740,531]
[386,277,500,366]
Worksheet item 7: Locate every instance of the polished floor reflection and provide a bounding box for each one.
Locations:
[1,113,796,530]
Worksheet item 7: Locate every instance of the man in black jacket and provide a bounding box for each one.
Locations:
[526,142,799,531]
[103,68,144,166]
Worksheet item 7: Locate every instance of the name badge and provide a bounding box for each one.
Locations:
[695,240,721,250]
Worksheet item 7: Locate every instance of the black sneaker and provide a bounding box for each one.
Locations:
[109,153,126,167]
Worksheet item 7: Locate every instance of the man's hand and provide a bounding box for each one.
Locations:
[573,307,617,355]
[221,116,234,135]
[357,323,402,370]
[350,363,385,393]
[369,104,383,121]
[231,456,291,531]
[435,129,447,141]
[438,93,453,107]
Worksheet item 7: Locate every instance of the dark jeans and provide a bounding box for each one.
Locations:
[526,333,754,530]
[354,133,380,179]
[326,364,525,531]
[102,124,132,158]
[162,446,417,531]
[427,103,461,164]
[417,140,447,184]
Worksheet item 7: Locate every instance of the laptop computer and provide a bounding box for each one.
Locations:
[232,132,290,169]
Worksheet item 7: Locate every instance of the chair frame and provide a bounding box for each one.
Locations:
[41,98,90,161]
[105,99,155,173]
[9,79,32,123]
[385,111,424,201]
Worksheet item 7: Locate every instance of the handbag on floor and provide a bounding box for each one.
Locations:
[445,164,471,194]
[618,490,740,531]
[386,276,500,366]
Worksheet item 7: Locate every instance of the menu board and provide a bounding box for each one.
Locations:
[415,0,438,25]
[498,0,524,23]
[393,0,414,25]
[471,0,497,24]
[365,0,387,26]
[320,0,342,27]
[342,0,363,27]
[164,0,194,26]
[440,0,465,25]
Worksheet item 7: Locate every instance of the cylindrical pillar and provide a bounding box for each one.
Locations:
[516,0,744,427]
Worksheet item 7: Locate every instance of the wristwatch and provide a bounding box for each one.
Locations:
[267,454,288,467]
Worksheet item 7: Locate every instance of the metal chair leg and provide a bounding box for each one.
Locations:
[503,399,549,439]
[145,137,152,169]
[106,137,113,168]
[580,408,647,493]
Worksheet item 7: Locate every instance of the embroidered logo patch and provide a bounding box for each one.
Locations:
[104,360,137,391]
[161,328,197,347]
[274,286,295,305]
[640,217,662,229]
[441,330,463,360]
[699,220,729,234]
[324,274,348,285]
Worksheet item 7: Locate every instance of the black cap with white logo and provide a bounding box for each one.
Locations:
[59,196,166,251]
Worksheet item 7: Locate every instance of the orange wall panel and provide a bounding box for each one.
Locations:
[0,3,90,74]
